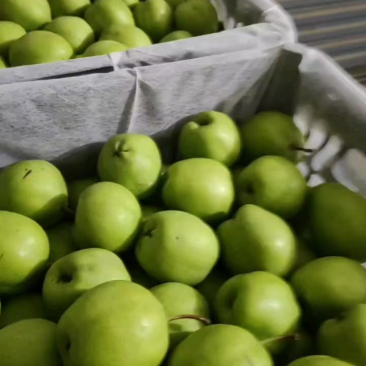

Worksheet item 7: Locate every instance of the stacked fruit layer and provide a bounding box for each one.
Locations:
[0,0,220,68]
[0,111,365,366]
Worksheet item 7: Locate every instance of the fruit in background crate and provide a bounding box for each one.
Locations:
[98,134,162,199]
[85,0,135,35]
[48,0,91,17]
[288,356,355,366]
[195,267,229,307]
[151,282,210,348]
[306,183,366,262]
[178,111,242,167]
[160,30,193,42]
[0,160,68,226]
[73,182,141,252]
[82,40,129,57]
[240,111,306,163]
[0,56,6,68]
[174,0,219,36]
[0,21,26,57]
[9,31,73,67]
[291,257,366,322]
[218,205,297,277]
[162,158,234,222]
[0,293,46,328]
[67,177,99,212]
[236,156,307,219]
[318,304,366,366]
[215,271,301,354]
[100,24,152,49]
[136,210,219,285]
[134,0,173,42]
[168,324,273,366]
[0,211,49,295]
[0,0,51,31]
[44,16,95,54]
[43,248,131,320]
[57,280,169,366]
[0,319,62,366]
[46,222,75,265]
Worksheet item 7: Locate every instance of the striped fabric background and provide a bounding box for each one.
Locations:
[278,0,366,84]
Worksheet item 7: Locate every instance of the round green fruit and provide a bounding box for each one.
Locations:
[160,30,193,42]
[0,21,26,57]
[0,211,49,295]
[9,31,73,67]
[48,0,91,17]
[162,158,235,222]
[83,40,129,57]
[57,280,169,366]
[0,160,68,226]
[136,210,220,285]
[100,24,152,49]
[44,16,95,54]
[175,0,219,36]
[0,0,51,31]
[73,182,141,253]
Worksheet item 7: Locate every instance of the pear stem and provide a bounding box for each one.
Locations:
[169,315,212,326]
[261,333,300,346]
[290,146,314,153]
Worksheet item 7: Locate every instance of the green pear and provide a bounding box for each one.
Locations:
[67,177,99,212]
[178,111,242,167]
[160,30,193,42]
[43,248,130,320]
[124,0,140,7]
[98,134,162,199]
[0,56,6,68]
[142,205,162,221]
[218,205,297,277]
[48,0,90,17]
[57,280,169,366]
[165,0,185,9]
[288,356,355,366]
[44,16,94,54]
[0,160,68,227]
[0,319,62,366]
[0,21,26,57]
[9,31,73,67]
[0,0,51,31]
[151,282,210,348]
[195,267,229,307]
[236,156,307,219]
[100,24,152,48]
[240,112,306,163]
[73,182,141,252]
[0,293,46,328]
[83,40,129,57]
[46,222,75,265]
[162,158,234,222]
[136,210,220,285]
[85,0,135,35]
[306,183,366,261]
[134,0,173,42]
[291,257,366,321]
[174,0,219,36]
[215,272,301,354]
[168,324,273,366]
[0,211,49,295]
[318,304,366,366]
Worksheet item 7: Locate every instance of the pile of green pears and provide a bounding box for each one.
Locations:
[0,0,220,68]
[0,110,366,366]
